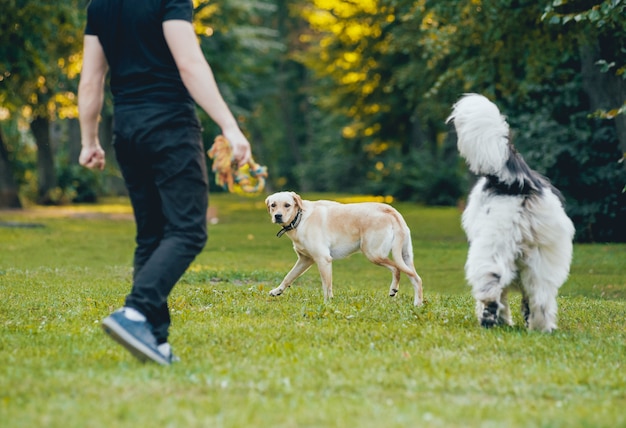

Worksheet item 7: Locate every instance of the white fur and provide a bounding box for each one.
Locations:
[448,94,511,176]
[447,94,575,332]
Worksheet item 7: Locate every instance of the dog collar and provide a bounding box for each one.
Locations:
[276,209,303,238]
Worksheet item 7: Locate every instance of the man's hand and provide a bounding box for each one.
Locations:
[223,127,252,167]
[79,144,106,171]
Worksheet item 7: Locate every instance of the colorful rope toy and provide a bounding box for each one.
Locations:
[207,135,268,195]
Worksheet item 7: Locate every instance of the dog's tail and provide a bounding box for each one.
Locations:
[390,211,424,306]
[390,211,416,274]
[446,93,511,176]
[447,93,553,197]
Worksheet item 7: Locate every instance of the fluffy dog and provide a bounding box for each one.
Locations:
[265,191,423,306]
[446,94,575,332]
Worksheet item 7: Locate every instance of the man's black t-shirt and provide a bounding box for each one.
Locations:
[85,0,194,108]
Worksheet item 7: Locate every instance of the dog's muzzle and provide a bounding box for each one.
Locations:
[274,214,283,224]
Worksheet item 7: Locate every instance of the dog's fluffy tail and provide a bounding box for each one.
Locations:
[447,93,554,196]
[446,93,510,176]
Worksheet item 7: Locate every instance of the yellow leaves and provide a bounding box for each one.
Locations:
[307,9,336,30]
[193,1,219,37]
[340,71,365,84]
[420,11,438,30]
[343,52,359,63]
[606,109,619,119]
[21,105,33,119]
[58,53,82,79]
[193,21,214,38]
[344,21,379,42]
[365,140,388,155]
[320,36,334,49]
[342,125,357,139]
[54,92,78,120]
[313,0,378,17]
[306,0,382,42]
[363,124,380,136]
[364,104,381,115]
[193,0,219,17]
[342,121,380,140]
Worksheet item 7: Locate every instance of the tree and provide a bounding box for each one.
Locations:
[543,0,626,154]
[0,128,21,208]
[0,0,84,205]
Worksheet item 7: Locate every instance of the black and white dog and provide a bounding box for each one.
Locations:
[447,94,575,332]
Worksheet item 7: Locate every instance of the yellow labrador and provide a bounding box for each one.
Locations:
[265,191,423,306]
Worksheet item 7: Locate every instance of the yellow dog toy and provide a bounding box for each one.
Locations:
[207,135,268,195]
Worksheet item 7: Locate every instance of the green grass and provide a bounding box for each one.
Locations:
[1,193,624,428]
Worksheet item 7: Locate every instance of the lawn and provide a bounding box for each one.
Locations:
[0,193,624,428]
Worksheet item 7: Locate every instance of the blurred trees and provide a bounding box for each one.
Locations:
[0,0,624,241]
[0,0,84,204]
[290,0,625,241]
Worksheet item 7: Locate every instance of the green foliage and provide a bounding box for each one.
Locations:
[195,0,283,117]
[55,163,102,203]
[0,0,84,115]
[542,0,626,119]
[364,138,466,206]
[0,194,625,427]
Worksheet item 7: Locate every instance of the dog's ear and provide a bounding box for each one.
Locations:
[264,195,272,212]
[291,192,303,211]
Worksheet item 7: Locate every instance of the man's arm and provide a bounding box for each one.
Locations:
[77,35,108,170]
[163,20,251,166]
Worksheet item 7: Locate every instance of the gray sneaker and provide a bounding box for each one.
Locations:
[102,310,170,365]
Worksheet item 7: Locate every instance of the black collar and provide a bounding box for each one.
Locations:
[276,209,303,237]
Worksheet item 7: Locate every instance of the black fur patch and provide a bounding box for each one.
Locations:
[480,301,500,328]
[483,145,557,199]
[484,174,539,196]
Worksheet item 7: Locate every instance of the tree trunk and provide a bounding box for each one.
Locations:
[0,129,22,208]
[30,116,58,205]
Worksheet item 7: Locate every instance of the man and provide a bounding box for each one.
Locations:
[78,0,252,365]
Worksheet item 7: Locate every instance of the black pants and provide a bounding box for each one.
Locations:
[113,107,208,344]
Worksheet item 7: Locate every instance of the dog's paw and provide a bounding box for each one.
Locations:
[389,288,398,297]
[269,288,283,297]
[480,301,500,328]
